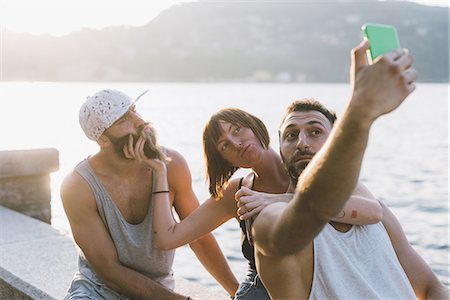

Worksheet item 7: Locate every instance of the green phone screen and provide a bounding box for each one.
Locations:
[362,23,400,64]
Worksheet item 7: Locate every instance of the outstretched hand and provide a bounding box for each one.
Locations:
[123,134,167,173]
[349,39,418,123]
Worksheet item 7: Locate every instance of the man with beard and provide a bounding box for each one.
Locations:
[236,41,448,299]
[61,89,239,299]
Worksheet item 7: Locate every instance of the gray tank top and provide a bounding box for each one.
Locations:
[74,159,175,295]
[309,222,415,300]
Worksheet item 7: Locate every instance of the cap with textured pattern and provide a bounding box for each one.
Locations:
[79,89,148,141]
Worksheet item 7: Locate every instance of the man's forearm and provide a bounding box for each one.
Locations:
[190,234,239,296]
[101,262,187,299]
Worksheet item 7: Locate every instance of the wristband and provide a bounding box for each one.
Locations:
[152,190,170,194]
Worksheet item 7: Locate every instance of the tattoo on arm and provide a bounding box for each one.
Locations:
[336,211,345,219]
[351,210,357,218]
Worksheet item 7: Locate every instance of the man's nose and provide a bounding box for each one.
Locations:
[131,112,145,128]
[296,131,309,150]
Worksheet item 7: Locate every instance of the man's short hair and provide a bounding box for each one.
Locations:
[203,108,270,199]
[280,98,337,129]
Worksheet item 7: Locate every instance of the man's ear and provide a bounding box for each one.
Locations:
[97,135,110,147]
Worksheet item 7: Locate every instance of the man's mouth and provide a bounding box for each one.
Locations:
[295,155,312,162]
[290,150,315,164]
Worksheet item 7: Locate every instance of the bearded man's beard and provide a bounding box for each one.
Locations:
[281,149,315,187]
[106,123,169,162]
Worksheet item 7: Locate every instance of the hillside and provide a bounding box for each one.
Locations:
[2,0,448,82]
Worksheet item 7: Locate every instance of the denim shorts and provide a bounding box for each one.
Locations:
[234,270,271,300]
[64,271,128,300]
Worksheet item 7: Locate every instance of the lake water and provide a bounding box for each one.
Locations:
[1,82,448,292]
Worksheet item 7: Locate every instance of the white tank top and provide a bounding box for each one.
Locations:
[309,222,416,300]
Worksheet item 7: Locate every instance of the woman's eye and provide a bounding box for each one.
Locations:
[233,126,241,134]
[221,143,228,151]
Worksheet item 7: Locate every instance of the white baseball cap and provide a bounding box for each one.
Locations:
[79,89,149,141]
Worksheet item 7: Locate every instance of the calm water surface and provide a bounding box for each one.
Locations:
[1,82,448,292]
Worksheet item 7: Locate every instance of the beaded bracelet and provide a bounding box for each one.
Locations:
[152,190,170,194]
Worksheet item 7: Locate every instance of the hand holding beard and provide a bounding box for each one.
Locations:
[122,123,170,164]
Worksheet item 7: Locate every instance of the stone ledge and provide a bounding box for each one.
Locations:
[0,148,59,179]
[0,148,59,223]
[0,206,228,300]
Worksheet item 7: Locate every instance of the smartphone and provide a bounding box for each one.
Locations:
[362,23,400,64]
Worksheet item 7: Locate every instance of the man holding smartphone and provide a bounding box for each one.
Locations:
[237,40,449,299]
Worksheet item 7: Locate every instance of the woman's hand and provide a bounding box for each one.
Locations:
[235,187,292,221]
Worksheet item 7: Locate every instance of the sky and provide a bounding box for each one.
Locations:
[1,0,448,37]
[1,1,189,36]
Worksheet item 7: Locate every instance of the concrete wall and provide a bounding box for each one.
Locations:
[0,148,59,223]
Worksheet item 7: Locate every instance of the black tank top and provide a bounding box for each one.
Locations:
[238,175,257,272]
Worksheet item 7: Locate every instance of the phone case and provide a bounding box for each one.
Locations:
[362,23,400,64]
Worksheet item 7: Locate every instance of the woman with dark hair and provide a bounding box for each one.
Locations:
[129,106,382,300]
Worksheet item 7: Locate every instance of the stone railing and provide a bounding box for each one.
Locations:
[0,148,59,223]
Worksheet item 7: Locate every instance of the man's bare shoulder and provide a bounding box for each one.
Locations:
[255,202,288,224]
[163,147,189,173]
[252,202,288,255]
[163,147,183,161]
[60,169,97,216]
[163,147,196,205]
[61,170,89,198]
[163,146,189,174]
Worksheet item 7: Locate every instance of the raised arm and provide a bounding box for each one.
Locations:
[380,202,449,299]
[61,172,187,300]
[253,41,417,257]
[137,147,239,297]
